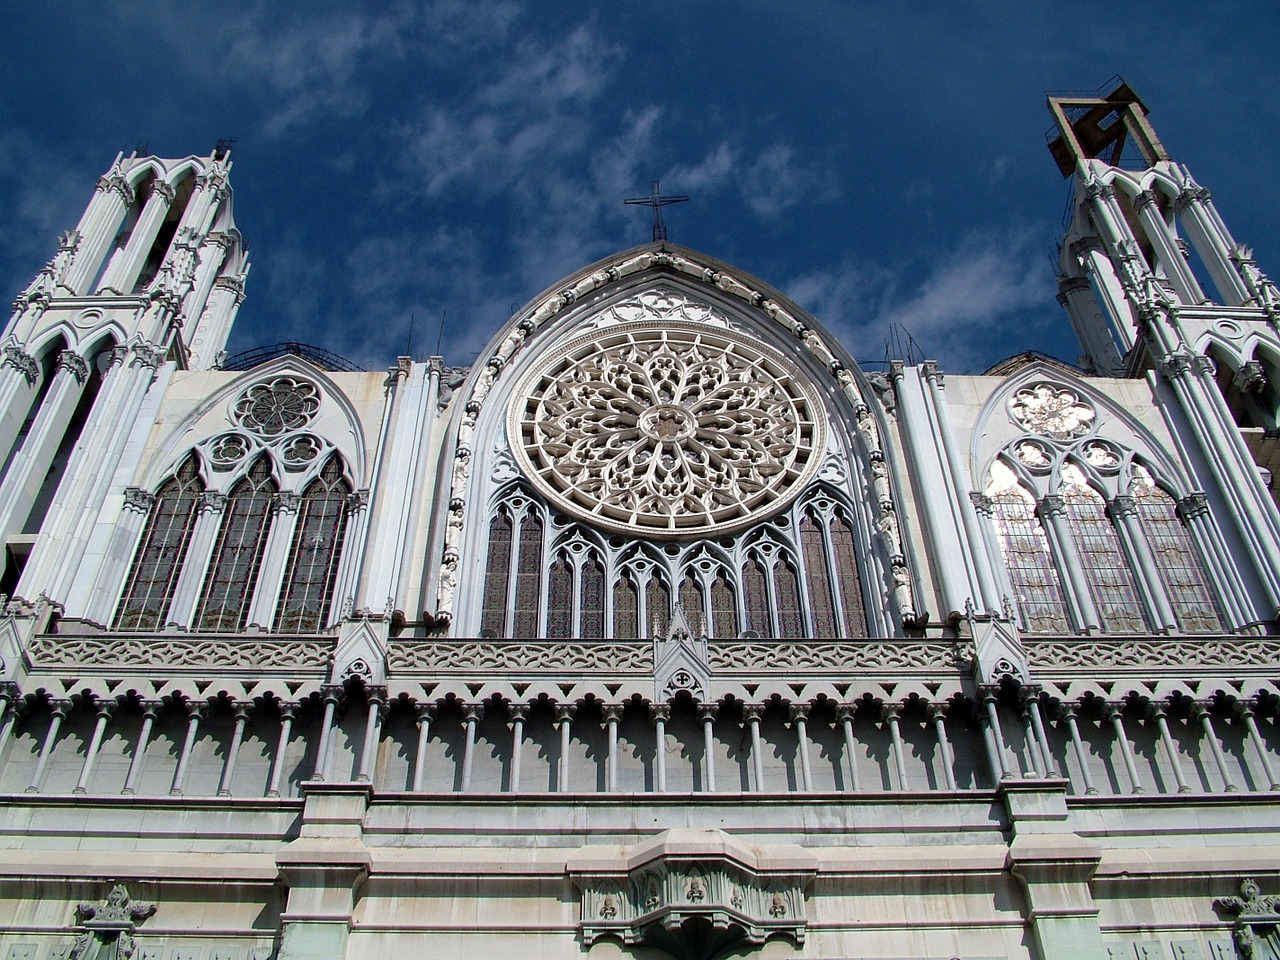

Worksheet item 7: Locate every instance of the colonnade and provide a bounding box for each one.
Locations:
[1,682,1277,800]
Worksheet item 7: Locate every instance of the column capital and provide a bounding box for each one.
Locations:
[56,350,90,383]
[197,490,227,514]
[1058,701,1080,720]
[603,704,624,723]
[49,698,72,718]
[2,345,38,384]
[744,704,765,722]
[1101,701,1127,721]
[93,700,118,720]
[1192,699,1216,718]
[836,703,859,721]
[507,703,529,722]
[1159,352,1193,380]
[1109,494,1139,519]
[1176,491,1210,520]
[977,684,1002,703]
[273,492,302,515]
[320,684,345,705]
[414,702,435,722]
[122,487,156,514]
[1038,495,1067,519]
[925,702,949,722]
[789,703,810,722]
[149,180,177,204]
[697,703,719,721]
[232,702,253,721]
[649,703,671,722]
[555,703,577,723]
[880,703,900,721]
[969,491,994,515]
[462,702,483,722]
[278,702,298,721]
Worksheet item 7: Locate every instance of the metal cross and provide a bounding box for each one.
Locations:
[625,180,689,242]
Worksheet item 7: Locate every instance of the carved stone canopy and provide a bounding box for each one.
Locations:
[65,883,156,960]
[569,829,815,960]
[1215,878,1280,960]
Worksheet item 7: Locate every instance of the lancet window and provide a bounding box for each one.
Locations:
[275,456,352,632]
[987,478,1070,634]
[1060,466,1147,633]
[195,457,277,631]
[114,455,204,630]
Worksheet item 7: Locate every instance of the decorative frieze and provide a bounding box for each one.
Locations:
[27,631,333,671]
[1026,636,1280,671]
[388,640,652,673]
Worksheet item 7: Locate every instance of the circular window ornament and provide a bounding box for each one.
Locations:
[233,377,320,437]
[1009,383,1095,440]
[509,322,826,538]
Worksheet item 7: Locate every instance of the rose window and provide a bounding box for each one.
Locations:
[233,377,320,437]
[510,323,825,537]
[1009,384,1095,440]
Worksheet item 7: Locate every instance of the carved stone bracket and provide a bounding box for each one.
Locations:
[570,830,815,960]
[1215,878,1280,960]
[63,882,156,960]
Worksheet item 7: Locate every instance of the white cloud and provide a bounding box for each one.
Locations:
[741,143,840,218]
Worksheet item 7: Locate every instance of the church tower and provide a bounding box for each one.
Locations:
[0,149,247,598]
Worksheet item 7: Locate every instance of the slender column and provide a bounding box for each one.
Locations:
[838,705,860,792]
[121,700,160,795]
[508,704,527,793]
[170,702,207,796]
[1237,702,1280,791]
[310,686,342,781]
[98,180,175,293]
[1194,701,1238,793]
[266,704,296,798]
[0,683,22,762]
[73,701,117,794]
[979,687,1011,780]
[64,171,132,294]
[1059,704,1098,795]
[556,704,575,793]
[745,705,765,791]
[882,704,910,791]
[699,704,718,793]
[411,704,434,792]
[1104,702,1145,795]
[216,703,252,796]
[357,690,387,784]
[460,703,480,792]
[1038,495,1102,632]
[790,705,814,792]
[26,699,70,793]
[651,704,669,793]
[928,703,957,791]
[1024,690,1057,778]
[1148,703,1191,794]
[605,705,622,793]
[1020,707,1043,779]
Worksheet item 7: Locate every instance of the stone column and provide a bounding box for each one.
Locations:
[928,703,957,791]
[73,700,116,794]
[357,690,387,784]
[266,704,297,798]
[604,704,623,793]
[556,704,575,793]
[1109,494,1178,632]
[1147,703,1191,794]
[1038,496,1101,632]
[745,705,765,791]
[699,704,718,793]
[1058,704,1098,795]
[0,346,40,468]
[311,686,342,782]
[1023,688,1057,778]
[26,698,70,793]
[1103,703,1145,795]
[979,687,1011,782]
[122,700,160,795]
[1194,701,1238,793]
[1236,701,1280,791]
[651,704,669,793]
[64,170,132,295]
[0,682,23,765]
[98,179,175,293]
[508,704,527,793]
[411,703,434,792]
[217,702,252,796]
[459,702,480,792]
[838,704,860,792]
[170,702,206,796]
[882,704,910,791]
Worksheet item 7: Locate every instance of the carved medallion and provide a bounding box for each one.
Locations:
[1009,383,1096,440]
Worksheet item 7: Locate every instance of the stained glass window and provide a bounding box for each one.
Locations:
[988,465,1069,634]
[775,560,803,636]
[480,512,512,635]
[115,455,203,630]
[512,511,543,637]
[679,576,702,631]
[646,573,669,637]
[801,514,837,636]
[711,573,737,638]
[274,457,351,633]
[580,555,605,637]
[831,512,868,638]
[195,458,276,631]
[1132,467,1222,632]
[743,558,770,637]
[547,557,572,639]
[1060,472,1147,633]
[614,574,639,639]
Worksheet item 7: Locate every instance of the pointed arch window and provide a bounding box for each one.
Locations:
[988,463,1069,634]
[115,455,204,630]
[710,573,737,639]
[195,457,276,631]
[1060,468,1147,633]
[275,457,352,633]
[614,572,640,639]
[580,555,606,637]
[1131,466,1222,633]
[547,557,573,639]
[800,513,838,637]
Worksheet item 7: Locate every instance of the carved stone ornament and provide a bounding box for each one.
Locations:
[62,882,156,960]
[232,376,320,437]
[570,830,814,960]
[1009,383,1096,440]
[584,285,729,331]
[510,322,826,538]
[1215,878,1280,960]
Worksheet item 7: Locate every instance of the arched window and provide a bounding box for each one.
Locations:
[987,463,1069,634]
[195,457,276,631]
[115,455,204,630]
[710,573,737,638]
[613,572,639,639]
[1060,467,1147,633]
[800,514,838,636]
[547,557,573,639]
[1131,466,1222,633]
[580,555,605,637]
[275,457,351,633]
[480,510,513,635]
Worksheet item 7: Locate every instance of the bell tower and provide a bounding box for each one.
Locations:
[0,149,249,600]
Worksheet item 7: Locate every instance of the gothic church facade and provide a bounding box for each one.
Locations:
[1,85,1280,960]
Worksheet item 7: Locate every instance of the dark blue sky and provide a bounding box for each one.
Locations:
[3,2,1278,373]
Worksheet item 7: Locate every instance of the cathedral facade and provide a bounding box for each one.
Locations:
[1,85,1280,960]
